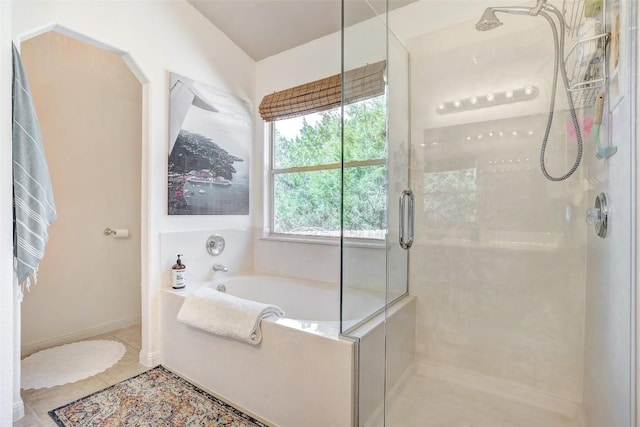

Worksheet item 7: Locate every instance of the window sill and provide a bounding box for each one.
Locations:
[259,233,386,249]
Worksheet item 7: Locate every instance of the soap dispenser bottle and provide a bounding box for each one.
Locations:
[171,254,186,289]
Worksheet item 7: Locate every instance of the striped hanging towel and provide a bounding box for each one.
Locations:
[12,43,57,297]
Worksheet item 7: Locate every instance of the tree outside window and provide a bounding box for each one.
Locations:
[271,96,387,239]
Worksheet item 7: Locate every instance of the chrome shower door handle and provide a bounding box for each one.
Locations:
[399,189,415,250]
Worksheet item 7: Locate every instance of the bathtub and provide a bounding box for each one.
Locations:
[160,273,415,427]
[207,274,388,336]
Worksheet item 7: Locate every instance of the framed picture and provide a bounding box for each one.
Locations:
[168,73,250,215]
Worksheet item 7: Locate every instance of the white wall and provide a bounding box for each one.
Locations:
[582,1,637,425]
[11,0,255,381]
[387,0,538,46]
[19,31,142,355]
[254,28,340,242]
[254,30,342,285]
[160,228,254,289]
[1,1,15,422]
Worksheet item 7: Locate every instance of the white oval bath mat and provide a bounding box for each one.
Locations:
[21,340,126,389]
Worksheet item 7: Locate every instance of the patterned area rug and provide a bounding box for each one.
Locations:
[49,365,268,426]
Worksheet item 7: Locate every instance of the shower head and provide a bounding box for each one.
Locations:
[472,0,583,182]
[475,1,550,31]
[476,8,503,31]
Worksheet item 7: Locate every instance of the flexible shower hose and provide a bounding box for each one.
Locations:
[539,8,583,182]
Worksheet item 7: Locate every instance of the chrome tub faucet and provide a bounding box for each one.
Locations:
[212,263,228,272]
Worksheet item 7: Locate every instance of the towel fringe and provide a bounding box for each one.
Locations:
[17,265,39,302]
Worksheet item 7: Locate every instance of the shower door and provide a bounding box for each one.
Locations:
[340,1,411,425]
[339,0,410,334]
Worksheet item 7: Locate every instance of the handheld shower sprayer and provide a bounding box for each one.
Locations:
[475,0,583,182]
[476,0,549,31]
[476,8,504,31]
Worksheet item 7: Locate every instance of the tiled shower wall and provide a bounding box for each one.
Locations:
[407,18,587,401]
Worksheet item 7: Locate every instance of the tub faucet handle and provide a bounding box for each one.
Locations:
[213,263,228,272]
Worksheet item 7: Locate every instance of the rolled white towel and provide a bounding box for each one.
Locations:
[177,287,285,345]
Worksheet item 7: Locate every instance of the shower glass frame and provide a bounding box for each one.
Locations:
[339,0,410,337]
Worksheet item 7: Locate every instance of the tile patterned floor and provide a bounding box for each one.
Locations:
[14,324,146,427]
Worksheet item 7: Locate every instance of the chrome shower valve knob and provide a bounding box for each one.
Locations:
[586,193,609,238]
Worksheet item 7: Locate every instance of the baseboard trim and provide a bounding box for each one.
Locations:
[139,349,160,367]
[21,315,141,357]
[12,397,24,422]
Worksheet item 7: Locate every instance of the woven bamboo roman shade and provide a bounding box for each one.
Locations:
[259,60,386,122]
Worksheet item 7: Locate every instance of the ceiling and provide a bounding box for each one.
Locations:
[187,0,417,61]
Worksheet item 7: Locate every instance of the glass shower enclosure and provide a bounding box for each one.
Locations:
[340,0,410,335]
[340,0,637,426]
[340,1,412,425]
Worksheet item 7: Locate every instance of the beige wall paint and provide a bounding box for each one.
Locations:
[20,31,142,353]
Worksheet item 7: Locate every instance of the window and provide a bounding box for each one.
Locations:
[270,96,387,239]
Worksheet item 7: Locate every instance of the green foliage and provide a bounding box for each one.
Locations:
[274,113,341,169]
[273,97,388,236]
[274,171,341,233]
[344,165,387,231]
[342,98,387,162]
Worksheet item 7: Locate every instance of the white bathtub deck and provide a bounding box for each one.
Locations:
[160,288,357,427]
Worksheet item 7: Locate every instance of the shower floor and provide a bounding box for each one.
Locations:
[382,362,584,427]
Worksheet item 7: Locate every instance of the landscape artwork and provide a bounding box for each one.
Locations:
[168,73,250,215]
